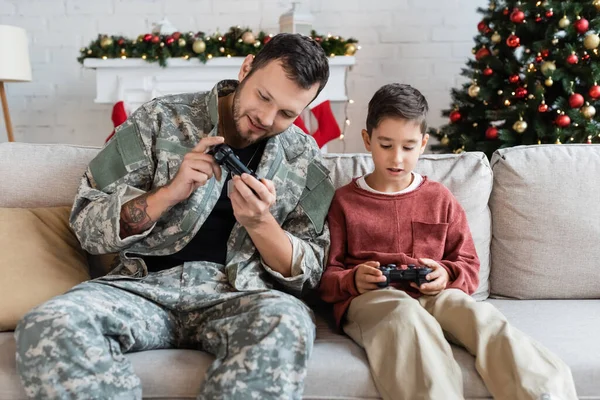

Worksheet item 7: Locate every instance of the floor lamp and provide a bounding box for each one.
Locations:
[0,25,32,142]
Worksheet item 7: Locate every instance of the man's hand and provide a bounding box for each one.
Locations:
[354,261,386,294]
[410,258,449,296]
[163,136,225,206]
[229,173,276,229]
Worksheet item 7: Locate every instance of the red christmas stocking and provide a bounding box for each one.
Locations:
[294,115,309,134]
[310,100,341,148]
[105,101,128,143]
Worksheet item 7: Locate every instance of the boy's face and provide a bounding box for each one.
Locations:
[231,56,320,148]
[362,117,429,190]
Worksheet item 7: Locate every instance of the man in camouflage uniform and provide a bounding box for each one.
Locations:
[15,33,334,400]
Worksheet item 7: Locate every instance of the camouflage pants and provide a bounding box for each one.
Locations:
[15,263,316,400]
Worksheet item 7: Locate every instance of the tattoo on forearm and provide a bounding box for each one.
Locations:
[120,192,155,237]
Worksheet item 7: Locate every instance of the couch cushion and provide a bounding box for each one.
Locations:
[323,152,493,300]
[0,207,91,331]
[0,143,99,208]
[3,300,599,399]
[489,144,600,299]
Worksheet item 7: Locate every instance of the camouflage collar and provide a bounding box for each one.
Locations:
[205,80,239,128]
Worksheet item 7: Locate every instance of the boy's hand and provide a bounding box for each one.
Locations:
[354,261,386,294]
[410,258,449,296]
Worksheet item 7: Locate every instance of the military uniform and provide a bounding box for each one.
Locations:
[15,80,335,400]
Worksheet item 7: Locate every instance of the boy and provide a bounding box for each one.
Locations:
[319,83,577,400]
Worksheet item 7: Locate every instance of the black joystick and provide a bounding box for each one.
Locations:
[209,144,258,178]
[377,264,433,288]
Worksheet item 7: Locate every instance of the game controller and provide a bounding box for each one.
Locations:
[208,144,258,178]
[377,264,434,288]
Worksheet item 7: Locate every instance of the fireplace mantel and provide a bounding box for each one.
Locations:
[83,57,355,112]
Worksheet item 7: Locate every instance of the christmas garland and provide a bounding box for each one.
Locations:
[78,26,359,67]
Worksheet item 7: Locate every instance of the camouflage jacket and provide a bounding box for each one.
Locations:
[70,80,335,297]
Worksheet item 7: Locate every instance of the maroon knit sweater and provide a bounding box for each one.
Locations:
[319,177,480,328]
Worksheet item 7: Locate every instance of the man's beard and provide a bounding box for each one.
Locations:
[229,83,256,149]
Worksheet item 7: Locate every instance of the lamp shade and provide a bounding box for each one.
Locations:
[0,25,32,82]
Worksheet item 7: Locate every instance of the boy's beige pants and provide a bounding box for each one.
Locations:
[343,288,578,400]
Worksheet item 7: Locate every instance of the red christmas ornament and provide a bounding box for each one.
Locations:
[509,74,520,83]
[143,34,152,42]
[535,15,543,23]
[477,21,488,32]
[589,85,600,99]
[507,34,520,48]
[541,49,550,58]
[515,87,528,98]
[510,9,526,24]
[535,55,543,63]
[567,53,579,64]
[538,103,549,113]
[569,93,585,108]
[449,110,462,123]
[546,9,554,18]
[166,36,175,45]
[314,36,322,43]
[556,115,571,127]
[485,127,499,140]
[151,35,160,44]
[483,67,494,76]
[574,18,590,34]
[172,32,181,40]
[503,8,510,16]
[475,47,491,61]
[263,35,272,44]
[117,38,125,46]
[583,53,591,61]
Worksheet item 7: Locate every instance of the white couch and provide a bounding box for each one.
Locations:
[1,142,599,399]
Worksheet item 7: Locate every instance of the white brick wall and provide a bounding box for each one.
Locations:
[0,0,486,151]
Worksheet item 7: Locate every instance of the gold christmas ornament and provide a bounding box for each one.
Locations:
[178,38,186,47]
[100,36,113,48]
[219,47,225,53]
[541,61,556,77]
[344,43,358,56]
[441,135,450,146]
[504,99,511,106]
[513,119,528,133]
[242,31,255,44]
[545,77,554,86]
[498,90,504,95]
[594,0,600,11]
[582,104,597,119]
[491,32,502,43]
[468,84,481,97]
[192,39,206,54]
[559,16,571,29]
[584,33,600,50]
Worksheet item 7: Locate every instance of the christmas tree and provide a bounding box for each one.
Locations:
[432,0,600,158]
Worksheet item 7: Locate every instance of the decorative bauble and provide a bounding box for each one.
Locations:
[242,31,255,44]
[584,33,600,50]
[166,36,175,45]
[449,110,462,123]
[569,93,585,108]
[566,53,579,64]
[535,14,543,23]
[219,46,225,53]
[485,127,499,139]
[589,85,600,99]
[192,39,206,54]
[506,34,520,48]
[574,17,589,34]
[345,43,358,56]
[468,84,481,97]
[581,104,597,119]
[559,16,571,29]
[151,35,160,44]
[552,38,559,45]
[483,67,493,76]
[540,61,556,77]
[178,38,186,47]
[100,36,113,48]
[440,135,450,146]
[541,49,550,58]
[491,32,502,43]
[535,54,543,63]
[513,120,528,133]
[117,38,125,46]
[546,9,554,18]
[583,52,591,61]
[263,35,273,44]
[510,9,525,24]
[503,8,510,15]
[477,21,488,32]
[475,47,491,61]
[509,74,520,84]
[594,0,600,11]
[538,102,549,112]
[172,32,181,40]
[515,87,528,98]
[545,77,554,86]
[556,114,571,127]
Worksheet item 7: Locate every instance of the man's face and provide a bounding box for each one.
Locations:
[230,57,320,147]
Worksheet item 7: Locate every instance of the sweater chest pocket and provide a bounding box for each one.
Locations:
[411,221,448,260]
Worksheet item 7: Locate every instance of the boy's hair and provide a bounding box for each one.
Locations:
[366,83,429,136]
[249,33,330,97]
